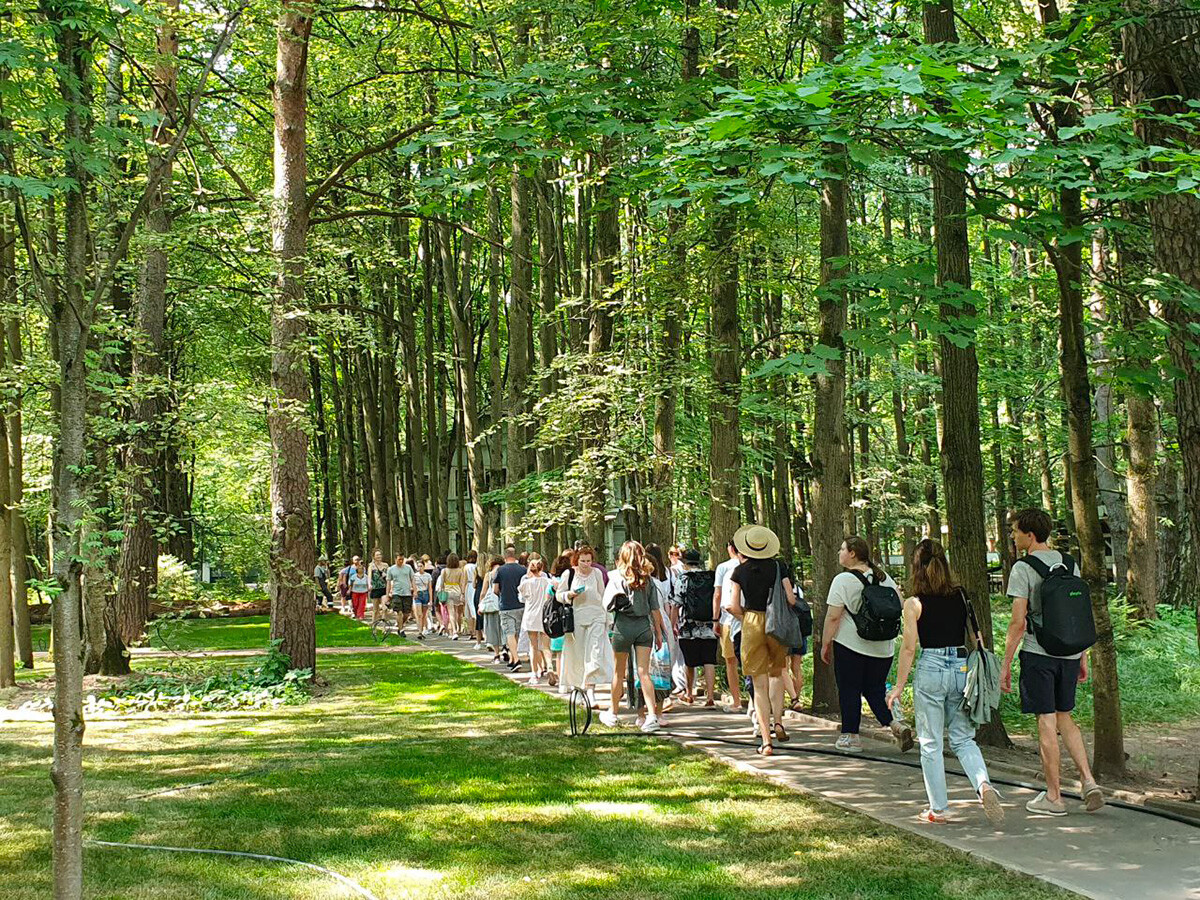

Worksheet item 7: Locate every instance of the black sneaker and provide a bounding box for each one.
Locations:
[508,662,522,673]
[416,633,424,641]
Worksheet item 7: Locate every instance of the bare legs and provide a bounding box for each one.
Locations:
[611,646,658,718]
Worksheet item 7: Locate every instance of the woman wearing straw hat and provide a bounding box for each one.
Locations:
[728,524,798,756]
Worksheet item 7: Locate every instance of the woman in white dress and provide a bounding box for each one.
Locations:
[558,544,612,707]
[519,558,553,685]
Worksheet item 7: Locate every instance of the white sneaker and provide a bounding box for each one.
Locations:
[474,642,483,650]
[599,711,620,728]
[529,673,541,685]
[835,733,863,752]
[640,716,661,733]
[558,683,570,695]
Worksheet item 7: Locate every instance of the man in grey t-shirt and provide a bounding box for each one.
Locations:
[386,556,415,635]
[1001,508,1103,817]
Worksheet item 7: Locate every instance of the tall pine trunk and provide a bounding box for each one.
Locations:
[268,0,317,674]
[809,0,851,714]
[1123,0,1199,632]
[708,0,741,563]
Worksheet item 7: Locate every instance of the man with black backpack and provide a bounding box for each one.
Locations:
[674,549,719,705]
[1002,508,1104,816]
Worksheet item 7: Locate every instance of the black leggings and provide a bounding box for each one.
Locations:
[833,642,894,734]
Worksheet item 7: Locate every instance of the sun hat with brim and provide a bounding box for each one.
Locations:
[682,548,703,565]
[734,524,780,560]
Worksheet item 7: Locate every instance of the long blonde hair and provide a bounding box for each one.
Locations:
[616,540,653,591]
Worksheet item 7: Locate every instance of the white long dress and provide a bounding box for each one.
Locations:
[559,567,613,688]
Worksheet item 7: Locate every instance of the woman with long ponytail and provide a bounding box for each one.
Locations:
[819,535,914,753]
[885,540,1004,825]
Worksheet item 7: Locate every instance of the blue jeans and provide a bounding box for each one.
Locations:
[914,647,992,813]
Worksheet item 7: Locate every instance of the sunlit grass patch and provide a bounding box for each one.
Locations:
[1,647,1078,900]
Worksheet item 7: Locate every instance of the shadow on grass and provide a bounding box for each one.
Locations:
[1,650,1077,900]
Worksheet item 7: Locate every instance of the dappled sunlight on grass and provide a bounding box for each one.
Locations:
[1,647,1080,900]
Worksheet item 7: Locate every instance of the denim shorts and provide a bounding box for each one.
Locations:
[415,591,430,606]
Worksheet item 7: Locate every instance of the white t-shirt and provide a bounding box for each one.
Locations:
[827,570,901,658]
[715,557,741,636]
[1007,550,1084,660]
[414,571,432,595]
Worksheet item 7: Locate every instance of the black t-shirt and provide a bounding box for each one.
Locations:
[730,558,792,612]
[494,562,527,611]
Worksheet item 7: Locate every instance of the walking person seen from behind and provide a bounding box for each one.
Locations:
[1001,507,1104,816]
[820,535,914,753]
[493,547,528,672]
[600,540,667,733]
[886,539,1005,825]
[728,524,797,756]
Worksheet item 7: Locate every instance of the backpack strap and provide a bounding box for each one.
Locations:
[1017,554,1052,579]
[958,587,984,649]
[849,569,876,588]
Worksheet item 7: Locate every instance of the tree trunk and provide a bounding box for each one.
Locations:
[1089,224,1129,588]
[42,3,92,891]
[809,0,850,715]
[0,71,30,669]
[708,0,741,565]
[268,0,317,675]
[924,0,1009,747]
[1123,0,1200,626]
[0,322,11,687]
[1033,0,1125,777]
[650,0,693,550]
[114,0,178,647]
[1117,220,1159,617]
[508,153,533,541]
[309,354,336,560]
[485,185,504,552]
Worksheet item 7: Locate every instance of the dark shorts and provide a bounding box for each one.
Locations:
[370,587,385,600]
[611,614,653,654]
[392,594,413,614]
[1019,650,1081,715]
[789,635,808,657]
[679,637,718,668]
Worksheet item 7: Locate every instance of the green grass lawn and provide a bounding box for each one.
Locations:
[0,645,1078,899]
[18,614,380,683]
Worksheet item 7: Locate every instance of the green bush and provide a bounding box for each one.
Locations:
[89,641,311,713]
[154,554,200,609]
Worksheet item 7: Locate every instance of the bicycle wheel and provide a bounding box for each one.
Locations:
[370,619,391,645]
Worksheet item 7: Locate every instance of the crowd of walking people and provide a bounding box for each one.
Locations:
[313,505,1105,826]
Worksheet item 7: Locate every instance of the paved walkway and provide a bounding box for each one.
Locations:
[420,633,1200,900]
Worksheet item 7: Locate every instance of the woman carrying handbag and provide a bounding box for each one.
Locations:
[886,540,1005,826]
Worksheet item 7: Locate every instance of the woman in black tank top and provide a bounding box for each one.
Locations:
[886,540,1004,825]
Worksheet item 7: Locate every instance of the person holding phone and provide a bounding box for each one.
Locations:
[558,545,611,708]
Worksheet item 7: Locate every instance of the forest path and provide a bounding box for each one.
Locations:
[423,632,1200,900]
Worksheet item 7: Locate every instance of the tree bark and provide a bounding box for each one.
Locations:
[1116,220,1159,617]
[708,0,741,564]
[508,153,533,541]
[1123,0,1200,626]
[809,0,850,715]
[268,0,317,674]
[115,0,178,647]
[1034,0,1125,777]
[42,2,92,891]
[1089,224,1129,588]
[924,0,1009,747]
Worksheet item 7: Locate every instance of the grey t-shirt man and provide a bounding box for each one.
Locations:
[387,562,415,597]
[1007,550,1083,660]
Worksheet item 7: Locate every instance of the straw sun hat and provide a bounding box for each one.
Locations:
[733,524,780,560]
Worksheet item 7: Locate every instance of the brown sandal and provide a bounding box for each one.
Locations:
[757,743,774,757]
[774,723,790,742]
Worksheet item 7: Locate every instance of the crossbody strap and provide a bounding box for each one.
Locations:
[958,587,984,649]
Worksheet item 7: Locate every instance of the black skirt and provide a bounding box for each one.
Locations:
[679,637,718,668]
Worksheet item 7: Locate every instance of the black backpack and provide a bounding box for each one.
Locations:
[1018,554,1096,656]
[677,570,716,623]
[542,569,576,638]
[847,571,903,642]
